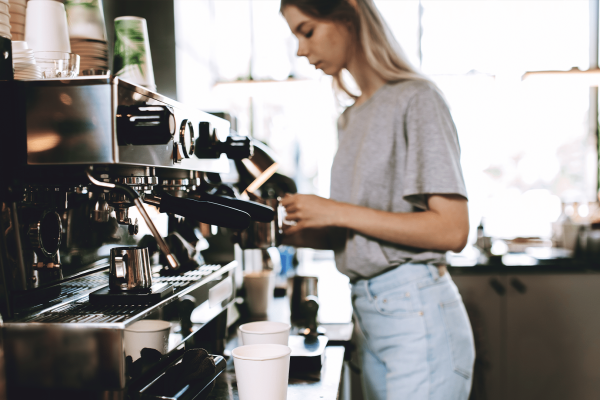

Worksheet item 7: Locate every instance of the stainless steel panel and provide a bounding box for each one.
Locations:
[26,82,114,165]
[3,324,124,390]
[23,77,230,172]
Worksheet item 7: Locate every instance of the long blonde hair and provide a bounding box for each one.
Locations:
[281,0,429,99]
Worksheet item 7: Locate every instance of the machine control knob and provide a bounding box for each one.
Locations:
[218,136,253,160]
[194,121,220,158]
[178,119,195,158]
[117,105,175,145]
[28,212,62,257]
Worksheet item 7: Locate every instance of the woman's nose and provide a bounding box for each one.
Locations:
[297,41,308,58]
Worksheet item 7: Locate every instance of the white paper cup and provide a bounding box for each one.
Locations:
[233,344,291,400]
[0,3,8,14]
[25,1,71,52]
[0,12,9,26]
[114,16,155,90]
[239,321,290,346]
[244,270,274,316]
[124,320,171,361]
[65,0,107,41]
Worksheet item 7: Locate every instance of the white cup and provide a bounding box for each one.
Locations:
[25,0,71,53]
[113,16,155,90]
[233,344,291,400]
[239,321,290,346]
[0,11,9,26]
[124,319,171,361]
[244,270,274,316]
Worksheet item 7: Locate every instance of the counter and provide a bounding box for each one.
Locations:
[207,345,345,400]
[206,257,353,400]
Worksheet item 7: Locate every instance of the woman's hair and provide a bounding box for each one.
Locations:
[280,0,428,99]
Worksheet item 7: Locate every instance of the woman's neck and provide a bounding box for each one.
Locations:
[346,47,387,107]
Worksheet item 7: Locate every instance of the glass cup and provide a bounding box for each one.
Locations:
[34,51,80,78]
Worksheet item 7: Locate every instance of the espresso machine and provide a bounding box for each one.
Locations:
[0,61,275,398]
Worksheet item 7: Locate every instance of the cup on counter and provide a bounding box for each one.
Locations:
[238,321,290,346]
[113,16,156,90]
[233,344,291,400]
[124,320,171,361]
[25,0,71,52]
[243,270,275,316]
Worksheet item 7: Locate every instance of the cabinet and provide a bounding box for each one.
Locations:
[452,272,600,400]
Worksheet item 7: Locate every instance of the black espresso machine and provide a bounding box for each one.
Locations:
[0,50,275,398]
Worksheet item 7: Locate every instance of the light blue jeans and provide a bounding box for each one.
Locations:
[351,263,475,400]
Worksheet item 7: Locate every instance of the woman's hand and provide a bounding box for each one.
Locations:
[281,194,343,235]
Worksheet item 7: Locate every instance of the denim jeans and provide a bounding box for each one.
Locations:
[351,263,475,400]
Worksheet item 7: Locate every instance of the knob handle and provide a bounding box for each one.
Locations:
[219,136,253,160]
[195,121,220,158]
[117,105,175,145]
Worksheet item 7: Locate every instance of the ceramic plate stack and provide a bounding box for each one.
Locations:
[66,0,109,75]
[0,0,11,40]
[8,0,25,41]
[12,40,42,79]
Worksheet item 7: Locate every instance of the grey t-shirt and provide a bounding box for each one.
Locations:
[329,79,467,282]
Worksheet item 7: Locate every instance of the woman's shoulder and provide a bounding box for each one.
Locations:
[387,79,441,101]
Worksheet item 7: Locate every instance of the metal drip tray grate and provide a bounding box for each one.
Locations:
[58,273,110,300]
[154,265,221,289]
[25,301,145,323]
[22,265,223,324]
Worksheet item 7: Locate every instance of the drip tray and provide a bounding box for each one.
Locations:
[89,282,173,306]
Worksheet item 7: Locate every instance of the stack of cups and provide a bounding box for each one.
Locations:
[12,41,42,79]
[0,0,11,40]
[65,0,109,76]
[8,0,25,41]
[25,0,71,53]
[233,321,291,400]
[114,16,156,91]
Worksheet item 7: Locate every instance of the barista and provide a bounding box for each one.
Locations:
[280,1,475,399]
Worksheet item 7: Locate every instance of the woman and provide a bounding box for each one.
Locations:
[279,0,475,399]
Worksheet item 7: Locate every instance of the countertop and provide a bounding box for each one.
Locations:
[206,345,345,400]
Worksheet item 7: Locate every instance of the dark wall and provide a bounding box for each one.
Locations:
[102,0,177,100]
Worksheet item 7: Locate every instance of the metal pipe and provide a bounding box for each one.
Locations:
[10,202,27,291]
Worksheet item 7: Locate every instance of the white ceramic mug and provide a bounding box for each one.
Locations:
[243,270,274,316]
[124,319,171,361]
[233,344,291,400]
[239,321,290,346]
[25,0,71,52]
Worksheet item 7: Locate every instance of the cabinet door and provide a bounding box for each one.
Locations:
[452,274,505,400]
[506,273,600,400]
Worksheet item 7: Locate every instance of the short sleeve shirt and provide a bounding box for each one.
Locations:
[329,79,468,282]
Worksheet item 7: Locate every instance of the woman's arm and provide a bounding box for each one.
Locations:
[281,193,469,253]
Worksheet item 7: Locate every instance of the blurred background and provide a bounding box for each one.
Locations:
[101,0,600,257]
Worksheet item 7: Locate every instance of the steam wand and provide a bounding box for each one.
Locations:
[85,170,180,270]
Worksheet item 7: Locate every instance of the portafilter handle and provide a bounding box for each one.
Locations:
[86,170,180,270]
[143,193,252,230]
[193,192,275,223]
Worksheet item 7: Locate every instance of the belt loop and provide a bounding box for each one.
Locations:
[428,264,439,281]
[364,279,373,301]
